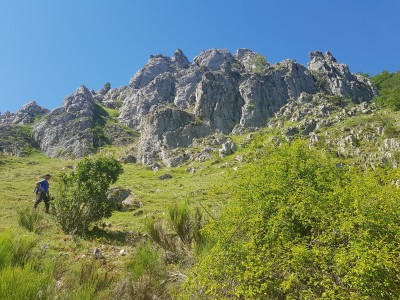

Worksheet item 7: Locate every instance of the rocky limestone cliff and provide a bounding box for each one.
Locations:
[2,48,378,162]
[116,48,376,165]
[0,101,48,156]
[308,51,377,100]
[32,86,97,157]
[0,101,49,125]
[32,86,137,157]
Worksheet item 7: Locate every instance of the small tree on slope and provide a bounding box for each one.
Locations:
[53,155,123,235]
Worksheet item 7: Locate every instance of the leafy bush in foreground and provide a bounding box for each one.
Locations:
[53,155,123,235]
[182,141,400,299]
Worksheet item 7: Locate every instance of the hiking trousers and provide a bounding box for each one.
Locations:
[34,191,50,213]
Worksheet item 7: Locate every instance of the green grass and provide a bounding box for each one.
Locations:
[2,102,400,298]
[0,143,236,299]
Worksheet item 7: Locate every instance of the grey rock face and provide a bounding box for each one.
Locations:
[138,106,211,165]
[13,101,49,124]
[0,101,49,125]
[8,48,376,164]
[120,73,176,129]
[94,86,132,109]
[237,61,315,130]
[129,54,172,89]
[32,85,138,157]
[32,86,96,157]
[119,50,199,129]
[193,49,236,71]
[172,49,190,69]
[116,48,377,165]
[308,51,376,100]
[194,71,244,133]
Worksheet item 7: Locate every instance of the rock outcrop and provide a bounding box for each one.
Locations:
[32,86,97,157]
[31,86,137,157]
[0,101,48,156]
[138,106,211,165]
[4,48,377,162]
[308,51,377,100]
[117,48,375,165]
[0,101,49,125]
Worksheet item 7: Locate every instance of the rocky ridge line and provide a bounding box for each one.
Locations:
[0,48,377,163]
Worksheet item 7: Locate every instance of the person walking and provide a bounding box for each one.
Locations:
[34,174,52,213]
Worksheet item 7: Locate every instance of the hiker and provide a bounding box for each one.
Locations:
[34,174,52,213]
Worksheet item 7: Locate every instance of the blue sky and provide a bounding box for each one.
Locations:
[0,0,399,113]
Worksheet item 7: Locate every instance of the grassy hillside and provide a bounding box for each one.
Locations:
[0,71,399,299]
[0,143,240,298]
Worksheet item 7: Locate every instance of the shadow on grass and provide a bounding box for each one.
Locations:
[86,227,148,246]
[86,227,133,245]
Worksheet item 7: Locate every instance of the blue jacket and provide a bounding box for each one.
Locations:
[38,180,50,192]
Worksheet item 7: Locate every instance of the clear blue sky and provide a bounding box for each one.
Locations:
[0,0,399,113]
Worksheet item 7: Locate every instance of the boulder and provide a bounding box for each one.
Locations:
[219,140,237,157]
[121,196,142,212]
[107,187,132,211]
[159,173,173,180]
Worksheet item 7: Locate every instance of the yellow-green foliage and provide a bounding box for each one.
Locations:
[181,140,400,299]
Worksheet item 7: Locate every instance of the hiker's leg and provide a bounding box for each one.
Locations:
[44,195,50,213]
[33,192,43,208]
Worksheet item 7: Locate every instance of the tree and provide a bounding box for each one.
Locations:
[103,82,111,92]
[53,155,123,234]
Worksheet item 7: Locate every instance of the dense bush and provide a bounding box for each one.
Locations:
[372,71,400,110]
[181,141,400,299]
[249,54,268,74]
[53,155,123,235]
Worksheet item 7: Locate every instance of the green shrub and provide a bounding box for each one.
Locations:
[249,54,268,74]
[130,242,164,281]
[372,71,400,110]
[168,202,205,250]
[70,261,113,300]
[103,82,111,92]
[0,264,52,300]
[0,232,52,299]
[52,155,123,235]
[17,207,44,233]
[182,140,400,299]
